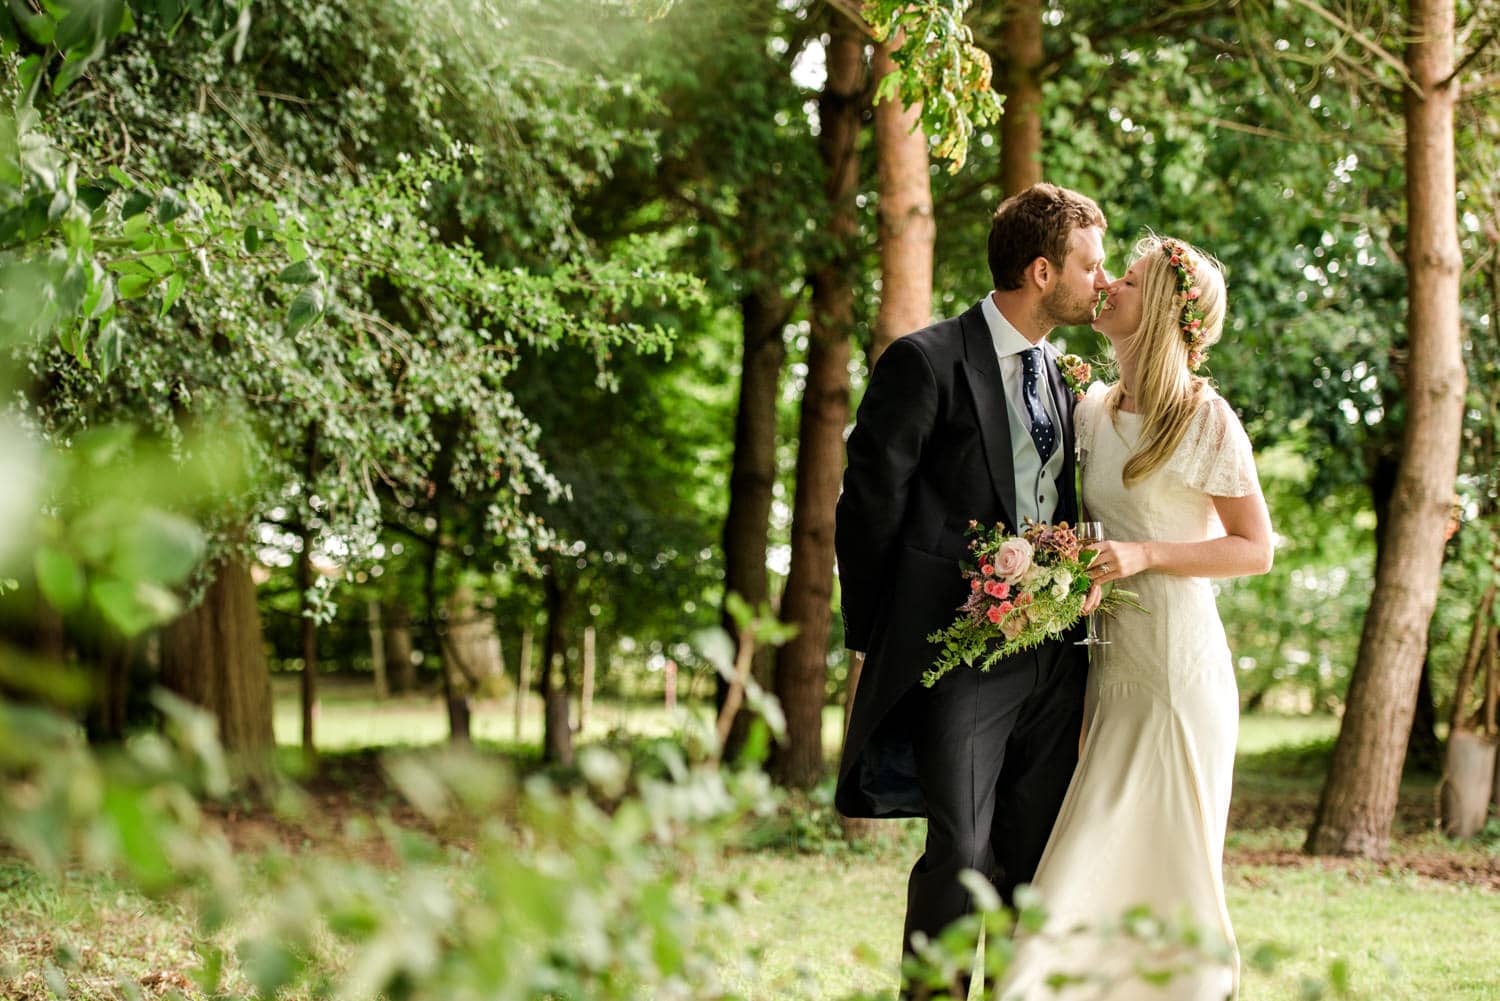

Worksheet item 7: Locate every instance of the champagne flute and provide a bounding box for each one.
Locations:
[1075,521,1110,647]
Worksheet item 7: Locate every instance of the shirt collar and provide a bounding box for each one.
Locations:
[981,292,1043,359]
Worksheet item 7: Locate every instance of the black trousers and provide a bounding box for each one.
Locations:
[901,642,1086,990]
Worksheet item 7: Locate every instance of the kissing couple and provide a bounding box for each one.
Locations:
[835,183,1274,1001]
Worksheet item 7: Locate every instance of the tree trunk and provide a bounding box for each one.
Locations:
[998,0,1044,196]
[771,22,864,790]
[382,601,416,694]
[159,552,275,771]
[579,623,596,735]
[515,625,533,743]
[82,616,133,744]
[444,585,502,698]
[870,33,934,367]
[33,592,65,664]
[541,573,574,765]
[1406,659,1441,772]
[1441,729,1498,839]
[719,270,789,759]
[1306,0,1464,858]
[367,599,389,700]
[297,545,318,764]
[298,427,320,764]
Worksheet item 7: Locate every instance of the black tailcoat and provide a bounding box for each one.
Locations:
[834,301,1083,819]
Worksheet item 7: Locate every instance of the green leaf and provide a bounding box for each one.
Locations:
[107,165,134,189]
[90,577,178,637]
[13,8,55,46]
[34,545,85,613]
[286,286,324,334]
[86,273,115,319]
[102,785,174,892]
[1328,957,1352,995]
[141,253,174,276]
[120,191,152,220]
[277,259,319,284]
[109,509,205,585]
[156,188,189,225]
[238,938,303,997]
[96,320,123,380]
[243,224,261,253]
[159,271,186,319]
[117,272,155,299]
[52,38,107,95]
[76,185,108,211]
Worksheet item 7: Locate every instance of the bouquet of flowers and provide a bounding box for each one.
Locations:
[922,519,1141,687]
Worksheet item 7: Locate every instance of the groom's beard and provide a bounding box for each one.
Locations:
[1041,283,1097,328]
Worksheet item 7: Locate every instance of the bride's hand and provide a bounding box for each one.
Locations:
[1081,584,1103,615]
[1086,540,1148,584]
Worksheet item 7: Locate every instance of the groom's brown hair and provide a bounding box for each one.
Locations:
[988,183,1106,291]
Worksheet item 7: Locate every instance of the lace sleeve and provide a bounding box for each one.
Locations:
[1075,381,1110,467]
[1167,395,1260,497]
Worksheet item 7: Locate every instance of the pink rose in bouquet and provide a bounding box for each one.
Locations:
[922,518,1143,687]
[992,538,1034,583]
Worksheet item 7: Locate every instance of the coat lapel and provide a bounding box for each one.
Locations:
[959,303,1019,532]
[1042,341,1081,523]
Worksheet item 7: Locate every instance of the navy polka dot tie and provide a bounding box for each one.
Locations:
[1021,348,1056,464]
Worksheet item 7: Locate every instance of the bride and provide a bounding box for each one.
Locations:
[999,235,1274,1001]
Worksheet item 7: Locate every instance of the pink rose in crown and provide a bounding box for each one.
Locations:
[983,580,1010,599]
[981,562,995,576]
[971,579,983,592]
[992,538,1034,583]
[986,605,1004,624]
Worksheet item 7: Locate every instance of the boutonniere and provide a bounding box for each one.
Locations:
[1057,353,1093,401]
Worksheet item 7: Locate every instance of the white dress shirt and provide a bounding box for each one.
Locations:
[981,293,1064,527]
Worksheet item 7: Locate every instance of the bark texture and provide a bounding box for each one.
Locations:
[541,573,574,765]
[159,553,275,766]
[719,269,789,758]
[871,34,934,366]
[999,0,1044,196]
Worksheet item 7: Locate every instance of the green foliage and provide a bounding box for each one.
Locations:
[864,0,1003,172]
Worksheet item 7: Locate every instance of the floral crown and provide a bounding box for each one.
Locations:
[1161,240,1207,370]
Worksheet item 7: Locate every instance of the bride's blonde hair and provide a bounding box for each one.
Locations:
[1105,234,1228,485]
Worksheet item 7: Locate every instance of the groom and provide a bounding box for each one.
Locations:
[834,183,1109,997]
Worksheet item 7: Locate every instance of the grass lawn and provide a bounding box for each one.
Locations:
[3,684,1496,1000]
[706,849,1500,1000]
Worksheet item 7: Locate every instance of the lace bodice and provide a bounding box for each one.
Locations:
[1075,381,1258,545]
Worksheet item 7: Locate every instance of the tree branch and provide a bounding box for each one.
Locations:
[823,0,877,39]
[1285,0,1414,93]
[1442,25,1499,88]
[1461,70,1500,100]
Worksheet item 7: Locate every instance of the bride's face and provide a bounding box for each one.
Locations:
[1092,257,1145,345]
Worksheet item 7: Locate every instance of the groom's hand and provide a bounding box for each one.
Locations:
[1081,584,1103,616]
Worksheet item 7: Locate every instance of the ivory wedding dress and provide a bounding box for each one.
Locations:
[999,381,1260,1001]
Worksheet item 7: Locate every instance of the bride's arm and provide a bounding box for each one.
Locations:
[1086,490,1274,583]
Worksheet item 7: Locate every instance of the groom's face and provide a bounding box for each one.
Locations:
[1042,226,1109,328]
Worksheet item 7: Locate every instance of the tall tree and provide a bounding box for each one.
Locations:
[1307,0,1466,858]
[771,21,866,789]
[721,256,792,753]
[159,552,275,765]
[871,34,936,366]
[997,0,1043,194]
